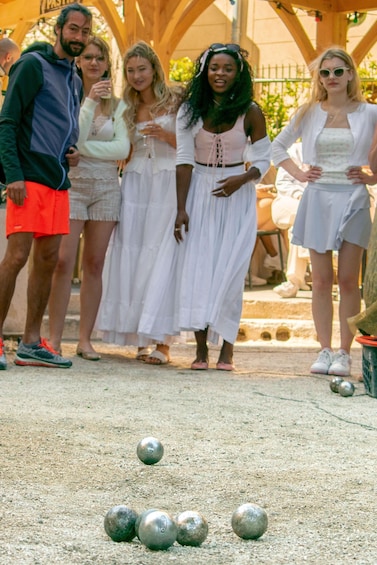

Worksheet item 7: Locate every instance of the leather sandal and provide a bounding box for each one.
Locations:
[76,346,101,361]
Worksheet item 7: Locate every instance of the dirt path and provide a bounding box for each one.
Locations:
[1,341,376,564]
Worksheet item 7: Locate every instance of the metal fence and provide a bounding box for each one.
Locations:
[253,64,377,139]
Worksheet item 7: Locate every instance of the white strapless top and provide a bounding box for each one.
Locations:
[316,128,354,185]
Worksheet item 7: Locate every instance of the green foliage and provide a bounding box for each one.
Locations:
[169,57,195,84]
[256,79,311,140]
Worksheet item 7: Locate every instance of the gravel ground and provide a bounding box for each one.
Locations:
[0,340,376,565]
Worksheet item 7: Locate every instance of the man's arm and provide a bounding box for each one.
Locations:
[0,55,43,184]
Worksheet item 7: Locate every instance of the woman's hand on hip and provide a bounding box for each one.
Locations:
[298,166,322,183]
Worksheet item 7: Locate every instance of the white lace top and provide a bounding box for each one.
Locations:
[69,98,130,181]
[315,128,354,185]
[125,114,177,173]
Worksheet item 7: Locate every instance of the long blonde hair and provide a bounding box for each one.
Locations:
[295,46,364,127]
[122,41,182,135]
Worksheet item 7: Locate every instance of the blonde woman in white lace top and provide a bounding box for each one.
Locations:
[272,47,377,378]
[48,36,130,360]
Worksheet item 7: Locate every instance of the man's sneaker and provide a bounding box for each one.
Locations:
[0,338,7,370]
[14,338,72,368]
[329,350,351,377]
[273,280,299,298]
[310,348,333,374]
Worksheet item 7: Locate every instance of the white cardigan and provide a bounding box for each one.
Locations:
[272,102,377,169]
[77,97,130,162]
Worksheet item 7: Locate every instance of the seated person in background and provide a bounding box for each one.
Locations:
[252,166,284,286]
[271,142,310,297]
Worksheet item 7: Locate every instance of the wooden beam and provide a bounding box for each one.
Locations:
[316,11,348,53]
[93,0,127,56]
[9,20,33,45]
[170,0,214,53]
[160,0,189,46]
[337,0,377,11]
[289,1,377,13]
[284,1,333,13]
[351,19,377,66]
[0,0,38,28]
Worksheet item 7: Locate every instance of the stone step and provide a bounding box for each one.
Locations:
[42,286,337,344]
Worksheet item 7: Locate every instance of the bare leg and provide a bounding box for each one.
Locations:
[194,329,209,363]
[0,233,33,336]
[217,340,234,365]
[337,241,364,353]
[309,249,334,350]
[286,243,309,288]
[78,220,116,353]
[49,220,84,351]
[257,197,278,256]
[24,234,62,344]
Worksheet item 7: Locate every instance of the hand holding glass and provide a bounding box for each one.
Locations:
[100,77,112,99]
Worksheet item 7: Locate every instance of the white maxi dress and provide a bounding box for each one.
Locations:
[97,113,180,346]
[173,109,271,345]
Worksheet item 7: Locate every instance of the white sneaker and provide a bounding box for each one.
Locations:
[264,254,282,270]
[310,349,333,374]
[273,280,298,298]
[328,350,351,377]
[251,274,267,286]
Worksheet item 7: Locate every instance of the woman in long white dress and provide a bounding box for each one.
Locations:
[97,41,182,365]
[173,44,271,371]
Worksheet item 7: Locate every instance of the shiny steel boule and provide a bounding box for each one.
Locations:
[137,510,177,550]
[231,503,268,540]
[104,505,138,542]
[338,380,355,397]
[136,436,164,465]
[135,508,159,539]
[175,510,208,546]
[329,376,344,393]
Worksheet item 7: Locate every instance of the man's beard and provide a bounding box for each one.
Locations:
[60,34,85,58]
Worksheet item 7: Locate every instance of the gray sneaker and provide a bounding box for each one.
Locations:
[310,348,333,374]
[14,338,72,368]
[0,338,7,370]
[329,350,351,377]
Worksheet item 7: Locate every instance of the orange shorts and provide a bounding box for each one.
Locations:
[6,181,70,238]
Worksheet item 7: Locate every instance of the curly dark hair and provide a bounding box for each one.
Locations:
[182,45,254,129]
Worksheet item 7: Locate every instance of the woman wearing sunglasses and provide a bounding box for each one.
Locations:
[272,47,377,377]
[173,43,271,371]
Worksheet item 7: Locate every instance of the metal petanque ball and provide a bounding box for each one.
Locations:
[137,436,164,465]
[135,508,159,539]
[338,380,355,397]
[329,376,344,393]
[104,505,138,542]
[231,503,268,540]
[175,510,208,546]
[137,509,177,551]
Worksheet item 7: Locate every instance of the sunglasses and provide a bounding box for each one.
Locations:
[319,66,349,79]
[210,43,241,53]
[209,43,243,72]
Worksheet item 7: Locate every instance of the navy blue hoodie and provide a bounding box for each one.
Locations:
[0,41,81,190]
